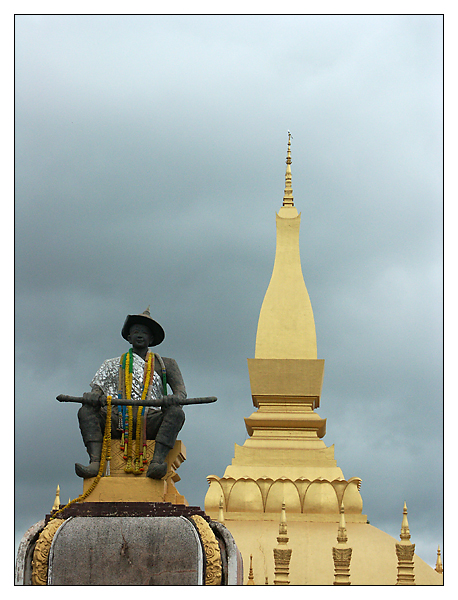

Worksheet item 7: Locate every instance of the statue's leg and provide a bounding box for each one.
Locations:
[145,406,185,479]
[74,405,106,479]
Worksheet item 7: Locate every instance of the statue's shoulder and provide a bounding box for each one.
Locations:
[94,356,122,373]
[102,356,122,366]
[157,356,177,367]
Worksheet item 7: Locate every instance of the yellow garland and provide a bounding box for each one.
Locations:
[134,352,153,473]
[105,399,112,470]
[134,405,143,473]
[124,351,134,472]
[50,396,112,519]
[118,351,155,474]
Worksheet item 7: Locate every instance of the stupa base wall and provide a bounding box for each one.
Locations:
[222,520,443,585]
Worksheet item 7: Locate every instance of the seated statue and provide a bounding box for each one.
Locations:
[75,308,186,480]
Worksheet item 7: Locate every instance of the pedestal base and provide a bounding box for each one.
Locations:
[82,439,187,504]
[82,476,188,504]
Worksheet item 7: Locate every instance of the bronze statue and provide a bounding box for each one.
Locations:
[74,308,187,480]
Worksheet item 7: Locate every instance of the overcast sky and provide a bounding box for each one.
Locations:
[15,14,443,568]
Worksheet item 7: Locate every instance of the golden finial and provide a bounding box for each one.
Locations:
[332,502,352,585]
[273,500,292,584]
[52,484,60,511]
[247,554,255,585]
[395,502,416,585]
[400,501,411,542]
[282,132,294,207]
[435,545,443,573]
[279,499,288,537]
[218,494,225,525]
[336,502,348,544]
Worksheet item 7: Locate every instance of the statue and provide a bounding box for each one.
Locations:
[73,308,187,480]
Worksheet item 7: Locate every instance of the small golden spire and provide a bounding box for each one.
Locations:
[218,494,225,525]
[52,484,60,511]
[395,502,416,585]
[279,499,287,536]
[273,500,292,585]
[435,545,443,573]
[247,554,255,585]
[332,503,352,585]
[282,132,294,207]
[400,501,411,542]
[336,502,348,544]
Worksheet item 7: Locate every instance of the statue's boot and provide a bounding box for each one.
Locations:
[75,442,103,478]
[146,442,170,479]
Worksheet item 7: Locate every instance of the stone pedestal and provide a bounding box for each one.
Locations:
[16,433,244,586]
[48,516,204,585]
[82,439,187,503]
[16,503,244,585]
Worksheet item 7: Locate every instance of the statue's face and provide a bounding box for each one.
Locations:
[127,323,154,349]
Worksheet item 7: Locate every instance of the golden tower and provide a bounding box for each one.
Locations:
[206,134,364,521]
[204,135,443,585]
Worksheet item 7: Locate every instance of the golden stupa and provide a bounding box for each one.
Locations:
[204,134,443,585]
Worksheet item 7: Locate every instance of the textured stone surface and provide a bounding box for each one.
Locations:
[15,519,45,585]
[210,521,244,585]
[48,516,203,585]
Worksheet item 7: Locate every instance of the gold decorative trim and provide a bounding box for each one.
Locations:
[190,515,222,585]
[207,475,363,515]
[396,542,416,561]
[31,519,66,585]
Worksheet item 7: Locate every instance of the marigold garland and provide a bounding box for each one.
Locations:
[119,350,154,474]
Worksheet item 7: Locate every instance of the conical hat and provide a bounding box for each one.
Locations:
[121,307,165,346]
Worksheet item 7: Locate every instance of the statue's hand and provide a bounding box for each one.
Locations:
[161,394,182,410]
[83,391,103,409]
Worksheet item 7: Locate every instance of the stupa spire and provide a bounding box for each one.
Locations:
[218,494,225,525]
[332,503,352,585]
[400,501,411,542]
[395,502,416,585]
[273,501,292,585]
[51,484,61,511]
[283,132,294,207]
[253,133,317,359]
[435,546,443,573]
[337,502,348,544]
[247,554,255,585]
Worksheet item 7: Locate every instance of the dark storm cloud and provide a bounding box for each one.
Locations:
[15,14,442,568]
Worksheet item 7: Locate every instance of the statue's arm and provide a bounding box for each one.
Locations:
[161,357,187,403]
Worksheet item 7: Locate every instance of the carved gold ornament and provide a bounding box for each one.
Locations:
[189,515,222,585]
[31,519,65,585]
[396,543,416,561]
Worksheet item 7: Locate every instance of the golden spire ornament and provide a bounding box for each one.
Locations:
[435,545,443,574]
[51,484,61,512]
[395,502,416,585]
[218,494,225,525]
[247,554,255,585]
[332,503,352,585]
[273,501,292,585]
[282,131,294,207]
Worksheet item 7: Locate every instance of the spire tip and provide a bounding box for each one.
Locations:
[282,133,294,207]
